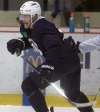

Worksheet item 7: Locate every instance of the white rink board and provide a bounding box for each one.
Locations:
[0,32,100,95]
[0,32,23,94]
[0,106,99,112]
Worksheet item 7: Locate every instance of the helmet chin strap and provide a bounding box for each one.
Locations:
[31,14,33,24]
[30,14,37,28]
[31,15,45,27]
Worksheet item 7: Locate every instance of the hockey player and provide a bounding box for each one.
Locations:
[7,1,94,112]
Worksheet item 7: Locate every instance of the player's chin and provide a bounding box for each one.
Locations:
[24,23,30,29]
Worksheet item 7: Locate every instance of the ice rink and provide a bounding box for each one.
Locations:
[0,106,99,112]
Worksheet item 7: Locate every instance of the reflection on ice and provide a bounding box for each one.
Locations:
[0,106,99,112]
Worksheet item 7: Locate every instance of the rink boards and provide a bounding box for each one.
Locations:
[0,95,99,107]
[0,31,100,107]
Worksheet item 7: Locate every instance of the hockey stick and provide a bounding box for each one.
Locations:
[26,58,100,108]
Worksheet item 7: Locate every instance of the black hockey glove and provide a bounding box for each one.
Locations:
[76,41,81,52]
[21,37,32,49]
[28,64,54,88]
[37,64,55,81]
[64,36,81,53]
[29,64,55,88]
[63,36,76,47]
[7,39,24,56]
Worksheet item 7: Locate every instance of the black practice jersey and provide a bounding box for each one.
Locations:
[20,18,80,73]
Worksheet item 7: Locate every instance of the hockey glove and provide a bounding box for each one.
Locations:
[76,41,81,52]
[29,64,55,88]
[63,36,76,47]
[7,39,25,56]
[37,64,55,81]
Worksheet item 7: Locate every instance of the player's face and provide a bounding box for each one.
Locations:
[19,15,31,29]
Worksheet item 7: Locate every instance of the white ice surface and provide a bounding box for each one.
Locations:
[0,106,99,112]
